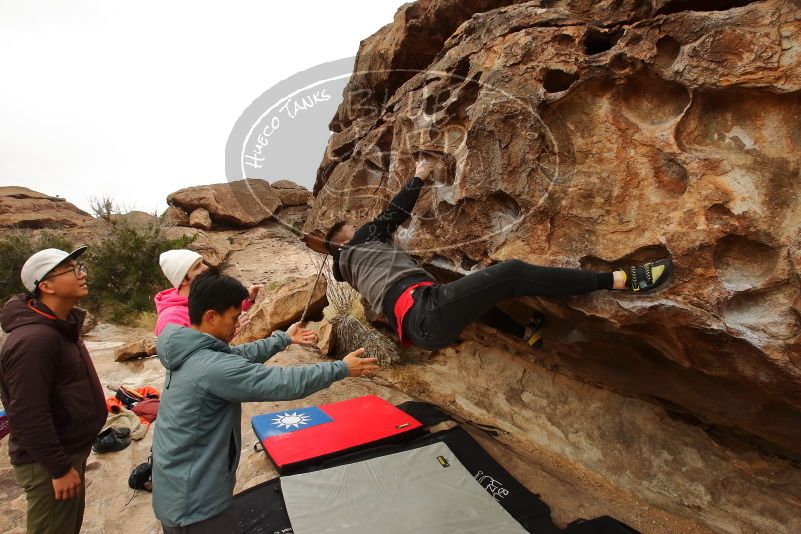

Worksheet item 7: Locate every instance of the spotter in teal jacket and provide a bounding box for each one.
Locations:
[151,323,348,527]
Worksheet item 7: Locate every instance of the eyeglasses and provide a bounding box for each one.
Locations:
[39,263,87,283]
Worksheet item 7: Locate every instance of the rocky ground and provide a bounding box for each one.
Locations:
[0,326,713,534]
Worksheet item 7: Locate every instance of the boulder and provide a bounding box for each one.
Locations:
[274,205,308,232]
[114,211,157,226]
[270,180,306,190]
[189,208,212,230]
[162,227,232,267]
[161,206,190,227]
[384,331,801,534]
[0,186,92,228]
[166,179,282,228]
[270,180,313,207]
[114,336,157,362]
[80,309,97,336]
[305,0,801,464]
[316,318,335,355]
[232,275,327,344]
[324,0,522,134]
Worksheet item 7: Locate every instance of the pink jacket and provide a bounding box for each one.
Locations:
[154,288,253,336]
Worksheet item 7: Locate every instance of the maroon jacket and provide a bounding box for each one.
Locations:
[0,294,106,478]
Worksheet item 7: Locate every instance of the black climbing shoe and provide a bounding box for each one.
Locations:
[128,457,153,491]
[92,427,131,454]
[524,312,545,348]
[111,427,131,439]
[623,258,673,292]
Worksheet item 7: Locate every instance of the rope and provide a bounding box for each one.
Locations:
[299,254,328,323]
[233,262,252,287]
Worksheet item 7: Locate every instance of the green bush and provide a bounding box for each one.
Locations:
[84,220,194,322]
[0,230,74,302]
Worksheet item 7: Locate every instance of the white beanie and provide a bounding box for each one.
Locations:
[159,249,203,289]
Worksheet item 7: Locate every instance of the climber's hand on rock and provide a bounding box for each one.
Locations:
[415,157,435,181]
[343,348,379,377]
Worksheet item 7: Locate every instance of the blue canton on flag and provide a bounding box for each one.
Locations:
[252,406,333,438]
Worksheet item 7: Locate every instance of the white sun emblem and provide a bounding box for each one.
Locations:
[272,411,312,430]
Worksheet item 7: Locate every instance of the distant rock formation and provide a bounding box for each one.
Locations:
[163,179,313,232]
[0,186,92,228]
[304,0,801,461]
[270,180,313,207]
[167,179,282,228]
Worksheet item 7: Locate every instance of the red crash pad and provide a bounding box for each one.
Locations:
[251,394,423,472]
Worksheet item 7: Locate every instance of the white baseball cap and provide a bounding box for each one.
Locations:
[21,246,88,293]
[159,249,203,289]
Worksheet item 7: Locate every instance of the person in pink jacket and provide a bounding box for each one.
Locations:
[155,250,261,336]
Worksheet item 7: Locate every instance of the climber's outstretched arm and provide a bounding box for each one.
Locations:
[348,158,434,245]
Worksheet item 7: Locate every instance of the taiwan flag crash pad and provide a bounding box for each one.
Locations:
[251,394,424,473]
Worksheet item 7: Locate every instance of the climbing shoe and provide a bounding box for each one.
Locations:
[92,427,131,454]
[622,258,673,292]
[128,457,153,491]
[524,312,545,348]
[111,427,131,439]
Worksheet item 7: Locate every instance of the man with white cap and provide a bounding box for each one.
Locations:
[0,246,106,534]
[154,249,262,336]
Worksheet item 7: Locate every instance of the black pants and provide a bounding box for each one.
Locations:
[403,259,612,350]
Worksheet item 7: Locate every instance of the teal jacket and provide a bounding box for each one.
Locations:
[151,324,349,527]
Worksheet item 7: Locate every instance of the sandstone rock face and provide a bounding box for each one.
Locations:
[160,206,190,227]
[167,179,282,228]
[270,180,313,207]
[232,275,327,344]
[162,227,232,267]
[385,328,801,534]
[114,336,157,362]
[223,224,322,289]
[305,0,801,464]
[0,187,92,228]
[188,208,212,230]
[324,0,531,147]
[274,205,309,232]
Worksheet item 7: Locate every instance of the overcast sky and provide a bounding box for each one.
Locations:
[0,1,400,214]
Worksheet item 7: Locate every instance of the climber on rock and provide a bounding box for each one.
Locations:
[324,155,674,351]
